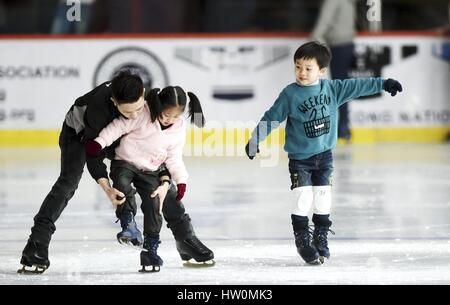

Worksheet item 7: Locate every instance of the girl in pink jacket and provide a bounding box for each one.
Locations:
[87,86,212,272]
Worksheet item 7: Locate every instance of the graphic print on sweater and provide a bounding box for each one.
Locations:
[298,94,331,138]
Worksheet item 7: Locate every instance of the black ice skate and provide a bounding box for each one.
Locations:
[291,215,320,265]
[18,240,50,274]
[176,235,215,267]
[293,227,321,265]
[312,214,334,264]
[139,235,163,273]
[312,224,335,264]
[116,211,143,248]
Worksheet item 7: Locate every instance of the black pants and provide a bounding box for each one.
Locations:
[330,43,355,140]
[29,123,194,246]
[110,160,189,238]
[30,123,85,245]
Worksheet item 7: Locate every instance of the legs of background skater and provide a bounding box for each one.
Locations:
[330,44,355,141]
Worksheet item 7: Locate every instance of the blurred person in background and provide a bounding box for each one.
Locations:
[311,0,356,141]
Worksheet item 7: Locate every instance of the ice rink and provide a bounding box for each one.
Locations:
[0,144,449,285]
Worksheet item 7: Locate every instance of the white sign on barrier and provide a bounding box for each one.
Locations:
[0,36,449,129]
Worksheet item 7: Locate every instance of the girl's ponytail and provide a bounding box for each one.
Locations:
[187,92,205,127]
[147,88,162,122]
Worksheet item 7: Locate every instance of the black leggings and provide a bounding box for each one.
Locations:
[110,160,191,238]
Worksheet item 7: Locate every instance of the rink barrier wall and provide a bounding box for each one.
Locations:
[1,127,449,147]
[1,32,449,146]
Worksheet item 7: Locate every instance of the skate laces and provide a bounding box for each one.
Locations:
[314,226,335,246]
[294,226,314,247]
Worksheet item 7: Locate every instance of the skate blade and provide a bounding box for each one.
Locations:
[183,259,216,268]
[139,265,160,273]
[319,256,328,264]
[17,265,47,274]
[306,258,323,266]
[118,238,143,250]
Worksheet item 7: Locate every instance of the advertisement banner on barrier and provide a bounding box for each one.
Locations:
[0,35,449,142]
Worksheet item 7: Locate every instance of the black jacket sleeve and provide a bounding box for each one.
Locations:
[79,83,121,182]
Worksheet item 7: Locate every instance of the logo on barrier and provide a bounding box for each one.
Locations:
[175,45,290,101]
[93,47,169,89]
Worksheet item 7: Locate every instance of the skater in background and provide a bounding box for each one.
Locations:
[311,0,356,141]
[245,41,402,264]
[86,86,214,271]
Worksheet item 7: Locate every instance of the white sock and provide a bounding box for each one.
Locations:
[291,186,313,216]
[313,186,332,215]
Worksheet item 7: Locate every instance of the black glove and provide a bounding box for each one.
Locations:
[383,78,403,96]
[245,141,260,160]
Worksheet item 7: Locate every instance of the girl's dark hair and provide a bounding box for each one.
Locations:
[293,41,332,69]
[147,86,205,127]
[111,70,144,104]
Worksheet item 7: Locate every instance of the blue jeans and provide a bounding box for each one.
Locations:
[288,150,333,189]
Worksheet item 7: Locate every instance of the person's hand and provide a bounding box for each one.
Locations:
[383,79,403,96]
[176,184,186,201]
[85,140,102,157]
[151,182,170,213]
[245,141,260,160]
[106,187,125,208]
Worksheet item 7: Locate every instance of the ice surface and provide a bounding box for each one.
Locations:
[1,144,449,284]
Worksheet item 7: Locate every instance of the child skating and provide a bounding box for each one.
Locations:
[245,41,402,265]
[87,86,214,272]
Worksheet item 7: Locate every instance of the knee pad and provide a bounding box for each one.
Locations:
[291,186,313,216]
[313,186,332,215]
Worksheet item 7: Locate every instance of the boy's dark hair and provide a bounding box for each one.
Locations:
[147,86,205,127]
[293,41,332,69]
[111,70,144,104]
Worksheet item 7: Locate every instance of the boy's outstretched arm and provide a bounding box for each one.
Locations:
[334,77,403,106]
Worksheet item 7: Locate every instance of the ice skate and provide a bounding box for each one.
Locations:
[116,210,143,248]
[176,235,215,267]
[313,224,335,264]
[291,215,320,265]
[312,214,334,264]
[293,227,321,265]
[139,235,163,273]
[18,240,50,274]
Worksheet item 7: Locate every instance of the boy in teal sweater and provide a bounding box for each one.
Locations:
[245,41,402,265]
